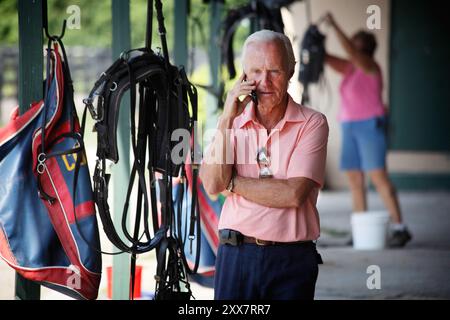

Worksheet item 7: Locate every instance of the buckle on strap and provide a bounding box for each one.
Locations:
[255,238,275,246]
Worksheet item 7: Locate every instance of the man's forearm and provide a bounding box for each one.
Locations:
[233,176,315,208]
[199,116,234,194]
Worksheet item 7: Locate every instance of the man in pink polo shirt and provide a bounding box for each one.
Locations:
[200,30,329,300]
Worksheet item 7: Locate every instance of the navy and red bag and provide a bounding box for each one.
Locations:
[0,39,101,300]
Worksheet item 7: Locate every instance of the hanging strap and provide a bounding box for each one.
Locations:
[146,0,153,50]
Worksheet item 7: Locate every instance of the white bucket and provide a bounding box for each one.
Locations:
[351,211,390,250]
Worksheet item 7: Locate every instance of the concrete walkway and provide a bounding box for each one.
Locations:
[1,191,449,300]
[315,191,450,299]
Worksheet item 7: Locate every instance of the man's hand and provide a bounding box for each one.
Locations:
[222,73,256,120]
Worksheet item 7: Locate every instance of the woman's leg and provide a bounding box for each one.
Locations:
[346,170,367,212]
[368,168,412,247]
[368,168,402,223]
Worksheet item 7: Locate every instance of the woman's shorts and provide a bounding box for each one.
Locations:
[340,116,387,171]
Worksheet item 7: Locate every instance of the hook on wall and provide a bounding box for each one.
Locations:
[42,0,67,41]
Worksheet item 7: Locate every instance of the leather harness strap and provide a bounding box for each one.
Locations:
[80,0,201,300]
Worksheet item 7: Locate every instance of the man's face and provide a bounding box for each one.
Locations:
[243,41,291,111]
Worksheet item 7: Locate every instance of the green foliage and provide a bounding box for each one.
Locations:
[0,0,252,48]
[0,0,18,44]
[188,62,209,127]
[0,0,256,127]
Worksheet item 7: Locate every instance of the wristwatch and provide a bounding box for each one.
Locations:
[226,174,235,193]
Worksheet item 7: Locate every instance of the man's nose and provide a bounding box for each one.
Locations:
[258,71,270,88]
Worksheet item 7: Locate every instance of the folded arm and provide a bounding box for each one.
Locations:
[232,176,317,208]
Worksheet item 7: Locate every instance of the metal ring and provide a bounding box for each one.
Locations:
[37,163,45,175]
[109,82,118,92]
[120,51,129,61]
[37,153,46,163]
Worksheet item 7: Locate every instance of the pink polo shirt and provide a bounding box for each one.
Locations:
[218,95,329,242]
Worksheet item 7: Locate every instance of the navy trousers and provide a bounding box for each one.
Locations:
[214,241,320,300]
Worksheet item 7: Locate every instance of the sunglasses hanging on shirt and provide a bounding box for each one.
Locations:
[256,147,273,178]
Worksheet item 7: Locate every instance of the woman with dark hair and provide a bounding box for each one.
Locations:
[324,13,411,247]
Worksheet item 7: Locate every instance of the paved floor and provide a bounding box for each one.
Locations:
[315,191,450,299]
[1,191,449,300]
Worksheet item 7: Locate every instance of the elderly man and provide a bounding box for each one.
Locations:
[200,30,329,300]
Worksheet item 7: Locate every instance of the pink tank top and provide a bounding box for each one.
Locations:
[339,64,385,121]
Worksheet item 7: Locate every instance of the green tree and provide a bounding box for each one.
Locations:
[0,0,19,44]
[0,0,251,48]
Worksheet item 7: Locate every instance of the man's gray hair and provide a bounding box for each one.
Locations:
[242,29,296,75]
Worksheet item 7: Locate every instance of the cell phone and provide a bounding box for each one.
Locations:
[251,90,258,105]
[243,74,258,105]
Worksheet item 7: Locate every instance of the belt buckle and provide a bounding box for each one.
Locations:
[255,238,269,246]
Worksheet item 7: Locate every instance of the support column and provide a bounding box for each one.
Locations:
[173,0,188,67]
[15,0,44,301]
[206,0,223,131]
[111,0,131,300]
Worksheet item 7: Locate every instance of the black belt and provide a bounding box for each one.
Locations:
[219,229,313,247]
[243,236,312,246]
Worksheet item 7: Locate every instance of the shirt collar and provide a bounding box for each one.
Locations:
[236,95,307,130]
